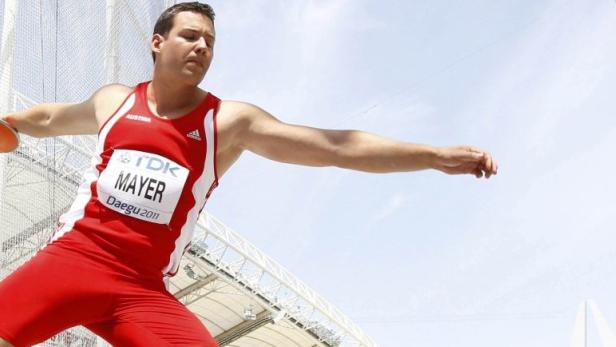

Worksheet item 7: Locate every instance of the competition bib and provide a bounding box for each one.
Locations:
[96,149,189,224]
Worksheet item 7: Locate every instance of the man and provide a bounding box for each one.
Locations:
[0,2,497,346]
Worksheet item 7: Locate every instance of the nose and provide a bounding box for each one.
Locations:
[195,37,208,55]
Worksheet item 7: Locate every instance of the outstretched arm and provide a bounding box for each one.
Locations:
[228,101,497,178]
[1,84,131,138]
[2,102,97,138]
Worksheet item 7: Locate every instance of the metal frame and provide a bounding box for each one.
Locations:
[186,213,377,346]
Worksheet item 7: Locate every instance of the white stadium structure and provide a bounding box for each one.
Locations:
[0,1,377,346]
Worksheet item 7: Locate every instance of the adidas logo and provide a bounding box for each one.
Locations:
[187,129,202,141]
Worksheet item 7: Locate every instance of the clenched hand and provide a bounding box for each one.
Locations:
[433,145,498,178]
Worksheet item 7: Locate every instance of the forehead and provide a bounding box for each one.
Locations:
[171,11,215,34]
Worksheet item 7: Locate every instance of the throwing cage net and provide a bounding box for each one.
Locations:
[0,0,174,345]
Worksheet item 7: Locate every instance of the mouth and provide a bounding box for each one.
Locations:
[186,59,204,68]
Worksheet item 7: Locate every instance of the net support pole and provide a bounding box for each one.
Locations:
[105,0,120,84]
[0,0,18,209]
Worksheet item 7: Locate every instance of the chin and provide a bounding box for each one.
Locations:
[179,70,206,86]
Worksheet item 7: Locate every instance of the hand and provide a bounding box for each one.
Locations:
[433,145,498,178]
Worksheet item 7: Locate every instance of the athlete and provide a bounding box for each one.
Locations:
[0,2,497,346]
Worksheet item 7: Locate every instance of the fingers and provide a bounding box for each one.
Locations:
[438,145,499,179]
[467,146,497,179]
[484,153,493,178]
[477,154,497,179]
[463,146,484,161]
[486,152,498,177]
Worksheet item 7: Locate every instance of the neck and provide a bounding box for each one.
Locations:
[147,76,205,119]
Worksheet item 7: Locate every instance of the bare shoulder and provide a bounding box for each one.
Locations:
[218,100,280,146]
[216,100,250,151]
[217,100,261,120]
[212,100,271,176]
[217,100,260,131]
[91,83,133,104]
[91,84,134,127]
[209,100,250,177]
[217,100,274,130]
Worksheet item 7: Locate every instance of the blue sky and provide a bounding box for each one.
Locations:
[199,1,616,345]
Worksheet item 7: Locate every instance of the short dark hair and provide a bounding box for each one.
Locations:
[152,2,216,62]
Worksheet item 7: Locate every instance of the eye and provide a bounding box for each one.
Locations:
[183,33,197,41]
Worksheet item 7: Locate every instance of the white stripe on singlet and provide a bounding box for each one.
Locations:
[50,94,136,243]
[162,108,216,276]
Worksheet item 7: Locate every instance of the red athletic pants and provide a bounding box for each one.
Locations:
[0,244,218,346]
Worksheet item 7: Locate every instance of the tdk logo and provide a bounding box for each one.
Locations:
[129,155,180,177]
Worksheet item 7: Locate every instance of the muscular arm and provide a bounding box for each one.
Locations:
[223,101,497,178]
[1,84,132,138]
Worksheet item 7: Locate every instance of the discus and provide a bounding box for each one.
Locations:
[0,118,19,153]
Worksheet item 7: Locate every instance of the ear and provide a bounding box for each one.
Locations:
[151,33,164,56]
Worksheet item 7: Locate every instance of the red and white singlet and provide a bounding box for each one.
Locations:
[51,81,219,278]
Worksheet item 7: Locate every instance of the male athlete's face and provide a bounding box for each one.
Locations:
[152,11,215,85]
